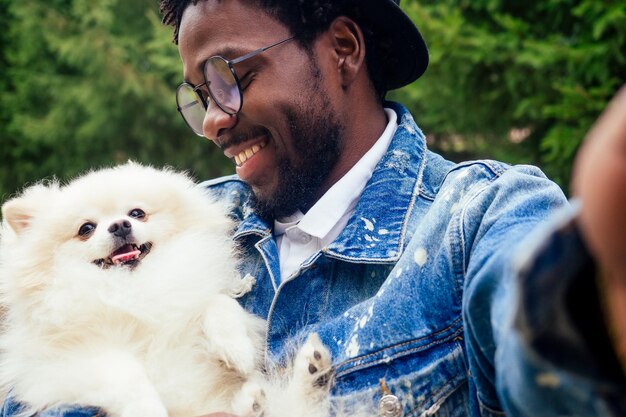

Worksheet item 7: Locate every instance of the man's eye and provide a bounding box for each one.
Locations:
[199,88,211,101]
[78,222,96,237]
[213,88,227,102]
[239,73,254,90]
[128,208,146,219]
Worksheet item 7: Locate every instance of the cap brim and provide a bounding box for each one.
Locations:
[360,0,429,90]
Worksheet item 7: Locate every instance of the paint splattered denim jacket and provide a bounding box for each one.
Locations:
[3,103,624,417]
[203,103,622,416]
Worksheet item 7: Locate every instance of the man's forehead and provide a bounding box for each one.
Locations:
[179,0,233,46]
[178,0,288,76]
[179,0,279,44]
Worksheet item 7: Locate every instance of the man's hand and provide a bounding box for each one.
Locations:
[572,85,626,372]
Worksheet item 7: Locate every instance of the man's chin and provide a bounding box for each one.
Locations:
[249,184,305,221]
[249,190,284,221]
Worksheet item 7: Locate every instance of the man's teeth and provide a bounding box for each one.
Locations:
[234,142,266,166]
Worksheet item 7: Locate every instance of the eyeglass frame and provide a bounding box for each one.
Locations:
[176,35,295,134]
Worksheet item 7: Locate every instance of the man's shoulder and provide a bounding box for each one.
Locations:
[198,174,253,220]
[420,151,554,201]
[430,158,566,242]
[445,157,557,190]
[199,174,248,192]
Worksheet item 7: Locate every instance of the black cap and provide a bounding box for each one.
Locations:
[359,0,429,90]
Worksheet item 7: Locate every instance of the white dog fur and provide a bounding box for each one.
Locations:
[0,163,336,417]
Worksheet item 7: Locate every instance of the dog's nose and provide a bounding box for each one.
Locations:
[108,219,132,238]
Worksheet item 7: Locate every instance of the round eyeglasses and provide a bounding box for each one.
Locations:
[176,36,295,136]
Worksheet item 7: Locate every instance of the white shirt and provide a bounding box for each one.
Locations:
[274,108,398,281]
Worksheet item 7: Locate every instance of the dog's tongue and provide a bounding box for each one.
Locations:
[111,245,141,264]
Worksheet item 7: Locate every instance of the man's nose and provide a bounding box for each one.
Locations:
[202,101,237,141]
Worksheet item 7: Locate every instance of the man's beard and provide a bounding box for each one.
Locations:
[250,89,343,221]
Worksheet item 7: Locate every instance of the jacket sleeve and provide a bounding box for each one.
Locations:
[460,166,626,415]
[1,394,101,417]
[496,203,626,415]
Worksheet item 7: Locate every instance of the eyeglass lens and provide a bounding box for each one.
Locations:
[176,84,206,136]
[205,57,242,114]
[176,58,241,136]
[176,36,294,136]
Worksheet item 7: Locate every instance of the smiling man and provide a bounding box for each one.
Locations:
[2,0,625,416]
[170,0,415,221]
[176,5,340,218]
[159,0,626,415]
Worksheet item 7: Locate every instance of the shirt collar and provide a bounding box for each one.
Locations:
[322,102,428,261]
[274,108,397,242]
[273,210,304,236]
[233,102,428,262]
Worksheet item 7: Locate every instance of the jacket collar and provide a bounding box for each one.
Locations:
[233,102,427,262]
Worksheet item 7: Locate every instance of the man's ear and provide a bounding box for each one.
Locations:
[2,182,59,235]
[327,16,367,89]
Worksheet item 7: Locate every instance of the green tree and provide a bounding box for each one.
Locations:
[2,0,624,204]
[393,0,626,190]
[0,0,232,204]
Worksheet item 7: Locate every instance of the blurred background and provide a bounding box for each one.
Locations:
[1,0,625,205]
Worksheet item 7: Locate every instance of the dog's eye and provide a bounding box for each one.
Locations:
[78,222,96,237]
[128,208,145,219]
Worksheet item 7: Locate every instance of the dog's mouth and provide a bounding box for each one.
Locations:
[93,242,152,269]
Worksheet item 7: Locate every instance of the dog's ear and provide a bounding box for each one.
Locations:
[2,183,59,235]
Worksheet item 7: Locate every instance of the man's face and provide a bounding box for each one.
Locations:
[178,0,344,219]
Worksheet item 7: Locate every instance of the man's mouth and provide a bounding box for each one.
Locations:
[233,139,268,167]
[94,242,152,269]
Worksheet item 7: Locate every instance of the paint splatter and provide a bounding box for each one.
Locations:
[361,217,374,231]
[357,304,374,330]
[365,234,381,243]
[384,150,410,175]
[414,248,427,266]
[345,334,360,357]
[536,372,560,388]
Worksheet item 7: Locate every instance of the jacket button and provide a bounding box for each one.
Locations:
[378,394,403,417]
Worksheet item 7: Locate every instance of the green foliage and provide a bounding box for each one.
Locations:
[0,0,232,204]
[393,0,626,191]
[1,0,624,205]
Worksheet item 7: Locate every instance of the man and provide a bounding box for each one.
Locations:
[161,0,624,415]
[3,0,625,416]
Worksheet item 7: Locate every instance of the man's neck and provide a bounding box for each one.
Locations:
[302,104,390,213]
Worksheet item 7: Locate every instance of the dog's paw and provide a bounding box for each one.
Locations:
[119,399,168,417]
[294,333,334,390]
[231,380,266,417]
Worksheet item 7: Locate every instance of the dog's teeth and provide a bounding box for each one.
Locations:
[94,242,151,269]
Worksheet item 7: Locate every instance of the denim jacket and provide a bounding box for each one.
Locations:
[3,103,624,417]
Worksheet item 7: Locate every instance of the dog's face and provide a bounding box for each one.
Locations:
[0,163,233,287]
[84,209,152,270]
[52,189,157,271]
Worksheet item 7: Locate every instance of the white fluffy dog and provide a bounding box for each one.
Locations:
[0,163,334,417]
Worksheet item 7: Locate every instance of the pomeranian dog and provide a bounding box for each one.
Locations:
[0,163,335,417]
